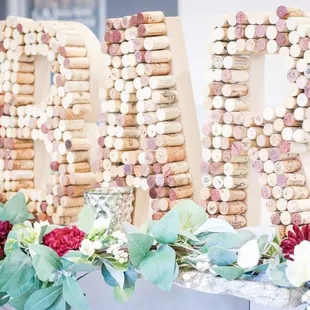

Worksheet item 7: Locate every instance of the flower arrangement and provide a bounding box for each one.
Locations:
[0,192,309,309]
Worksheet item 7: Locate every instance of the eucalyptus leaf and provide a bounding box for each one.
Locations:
[208,246,237,266]
[46,295,67,310]
[173,200,207,232]
[67,263,97,273]
[122,222,140,235]
[24,285,62,310]
[194,218,236,235]
[211,266,244,281]
[32,254,55,282]
[9,277,40,310]
[113,286,135,303]
[78,204,96,234]
[140,245,176,291]
[199,233,241,252]
[270,263,293,288]
[4,230,19,256]
[123,266,139,289]
[29,244,62,271]
[101,262,125,288]
[0,249,35,292]
[151,210,179,244]
[179,230,200,242]
[128,233,154,268]
[257,235,269,254]
[0,292,9,307]
[174,263,179,281]
[63,277,90,310]
[0,192,28,224]
[62,251,82,263]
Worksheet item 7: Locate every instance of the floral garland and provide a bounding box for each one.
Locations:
[0,192,309,309]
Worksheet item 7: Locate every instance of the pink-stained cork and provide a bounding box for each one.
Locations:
[231,142,242,156]
[261,185,272,199]
[210,162,224,175]
[270,213,281,225]
[50,161,60,172]
[276,6,288,18]
[201,162,210,174]
[202,123,212,136]
[235,25,246,39]
[287,69,300,83]
[252,160,263,173]
[211,189,221,202]
[256,38,267,52]
[153,163,162,174]
[124,164,133,175]
[276,19,288,32]
[256,25,267,38]
[276,33,289,47]
[147,175,156,188]
[236,11,247,24]
[299,37,310,51]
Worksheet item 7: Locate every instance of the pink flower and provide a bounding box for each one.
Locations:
[43,226,85,257]
[280,225,310,260]
[0,221,13,258]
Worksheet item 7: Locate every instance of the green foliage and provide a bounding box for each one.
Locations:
[0,249,35,292]
[151,211,179,244]
[63,277,90,310]
[173,200,207,232]
[270,263,293,287]
[123,266,138,289]
[4,229,19,256]
[9,277,40,310]
[128,233,154,268]
[140,245,176,291]
[208,246,237,266]
[212,266,245,281]
[0,192,28,224]
[113,286,135,303]
[24,285,62,310]
[78,204,96,234]
[102,262,125,288]
[0,292,9,307]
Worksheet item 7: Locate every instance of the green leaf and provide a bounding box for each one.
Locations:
[4,230,19,256]
[194,218,236,235]
[123,266,138,289]
[208,246,237,266]
[49,296,67,310]
[0,249,35,292]
[257,235,269,253]
[244,263,269,274]
[78,204,96,234]
[32,254,55,282]
[62,251,82,263]
[29,244,62,271]
[66,262,97,273]
[179,230,200,242]
[270,263,293,288]
[128,233,154,268]
[113,286,135,303]
[0,192,28,224]
[151,211,179,244]
[24,285,62,310]
[38,225,48,243]
[9,277,40,310]
[172,200,207,232]
[101,262,125,288]
[0,292,9,307]
[140,245,176,291]
[199,233,240,252]
[63,277,90,310]
[212,266,244,281]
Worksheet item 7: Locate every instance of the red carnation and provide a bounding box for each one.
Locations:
[0,221,13,259]
[280,224,310,260]
[43,226,85,257]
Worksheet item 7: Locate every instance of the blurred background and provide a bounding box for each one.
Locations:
[2,1,310,309]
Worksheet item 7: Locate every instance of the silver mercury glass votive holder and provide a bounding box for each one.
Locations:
[84,187,134,234]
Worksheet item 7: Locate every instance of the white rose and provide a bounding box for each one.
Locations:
[237,239,260,269]
[93,217,110,231]
[93,240,102,250]
[79,239,95,257]
[286,241,310,287]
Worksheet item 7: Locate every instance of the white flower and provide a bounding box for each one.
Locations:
[237,239,260,269]
[302,293,308,302]
[196,262,204,271]
[119,258,125,264]
[79,239,95,257]
[286,241,310,287]
[182,273,192,282]
[93,217,110,231]
[93,240,102,250]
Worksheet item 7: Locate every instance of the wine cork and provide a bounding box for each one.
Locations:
[155,134,185,148]
[277,173,305,187]
[57,206,82,217]
[155,147,186,164]
[167,173,192,187]
[223,176,248,189]
[10,148,34,160]
[141,63,171,76]
[219,189,246,202]
[145,50,171,63]
[217,214,246,228]
[156,122,182,135]
[265,199,277,212]
[10,170,34,180]
[221,70,249,83]
[66,151,89,164]
[223,163,247,176]
[279,141,307,154]
[169,185,194,200]
[269,148,297,162]
[283,186,309,200]
[292,211,310,225]
[219,201,247,215]
[271,212,281,225]
[63,57,89,69]
[287,199,310,213]
[152,212,167,221]
[60,196,84,208]
[152,90,178,104]
[223,56,250,69]
[222,84,248,97]
[7,159,34,170]
[138,23,167,37]
[273,159,301,174]
[162,161,189,176]
[207,201,220,215]
[10,180,34,191]
[65,139,91,151]
[114,138,139,151]
[69,172,96,185]
[276,6,305,19]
